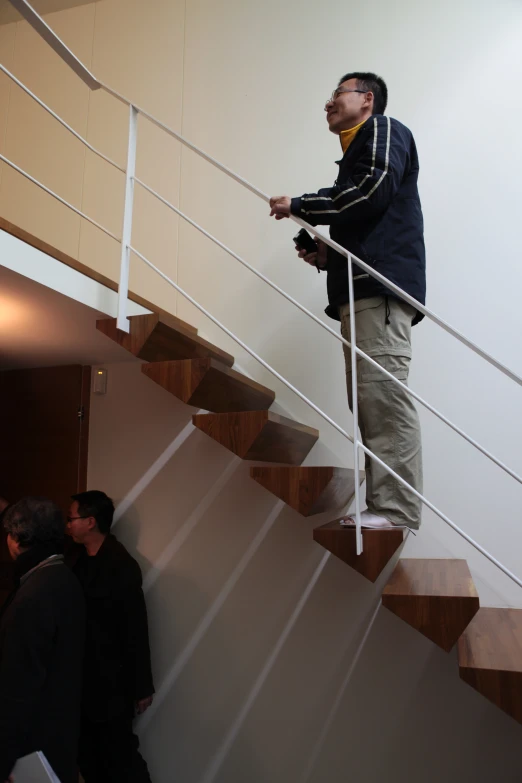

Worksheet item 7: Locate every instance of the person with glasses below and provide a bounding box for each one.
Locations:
[66,490,154,783]
[269,72,425,531]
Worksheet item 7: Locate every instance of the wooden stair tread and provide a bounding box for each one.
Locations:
[459,608,522,673]
[192,410,319,465]
[382,559,480,652]
[458,608,522,724]
[313,521,404,583]
[96,314,234,366]
[142,358,275,413]
[250,466,364,517]
[383,559,479,598]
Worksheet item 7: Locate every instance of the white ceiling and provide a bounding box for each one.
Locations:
[0,263,139,370]
[0,0,95,25]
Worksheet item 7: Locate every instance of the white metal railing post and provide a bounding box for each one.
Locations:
[116,104,138,333]
[347,253,363,554]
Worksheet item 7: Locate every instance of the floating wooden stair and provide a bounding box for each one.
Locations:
[382,559,479,652]
[458,608,522,724]
[250,466,364,517]
[142,358,275,413]
[313,522,404,582]
[192,411,319,464]
[96,313,234,366]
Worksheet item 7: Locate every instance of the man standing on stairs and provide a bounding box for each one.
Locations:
[269,72,425,530]
[66,490,155,783]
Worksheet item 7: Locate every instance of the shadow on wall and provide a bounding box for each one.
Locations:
[307,607,522,783]
[88,363,522,783]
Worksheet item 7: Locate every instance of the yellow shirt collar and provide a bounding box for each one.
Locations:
[340,120,366,154]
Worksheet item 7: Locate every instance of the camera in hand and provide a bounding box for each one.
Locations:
[293,229,322,273]
[293,229,318,255]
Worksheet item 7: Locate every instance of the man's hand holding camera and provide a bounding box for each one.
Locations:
[296,238,327,269]
[270,195,327,270]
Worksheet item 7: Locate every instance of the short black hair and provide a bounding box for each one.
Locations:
[338,72,388,115]
[3,497,65,547]
[71,490,115,535]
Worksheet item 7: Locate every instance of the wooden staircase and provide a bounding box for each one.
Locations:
[97,313,522,726]
[458,608,522,723]
[382,559,480,651]
[250,466,364,517]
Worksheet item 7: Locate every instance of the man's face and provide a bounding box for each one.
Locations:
[325,79,371,134]
[7,533,21,560]
[66,500,94,544]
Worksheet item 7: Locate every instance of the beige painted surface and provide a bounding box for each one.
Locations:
[0,0,95,25]
[78,0,184,313]
[0,3,94,256]
[0,19,16,192]
[88,361,522,783]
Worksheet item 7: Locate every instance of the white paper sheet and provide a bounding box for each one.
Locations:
[13,751,61,782]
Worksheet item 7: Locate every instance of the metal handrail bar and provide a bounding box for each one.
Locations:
[128,241,522,590]
[358,441,522,588]
[7,0,100,90]
[0,154,121,242]
[2,146,518,490]
[97,87,522,386]
[5,0,521,386]
[134,175,522,486]
[127,244,354,446]
[0,65,125,174]
[2,0,520,568]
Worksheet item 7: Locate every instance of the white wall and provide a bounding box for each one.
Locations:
[88,361,522,783]
[174,0,522,607]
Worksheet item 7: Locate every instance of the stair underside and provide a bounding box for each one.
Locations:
[250,466,364,516]
[382,559,480,651]
[97,314,234,366]
[458,608,522,724]
[313,522,404,582]
[192,410,319,464]
[142,358,275,413]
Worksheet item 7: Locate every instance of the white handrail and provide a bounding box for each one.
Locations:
[96,85,522,386]
[347,255,363,552]
[5,0,520,387]
[117,105,138,332]
[128,241,522,590]
[128,245,355,446]
[2,0,521,579]
[7,0,100,90]
[0,65,125,174]
[134,175,522,487]
[4,144,517,491]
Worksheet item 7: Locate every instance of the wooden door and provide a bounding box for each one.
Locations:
[0,365,91,604]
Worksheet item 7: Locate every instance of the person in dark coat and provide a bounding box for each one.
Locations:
[0,496,85,783]
[66,490,154,783]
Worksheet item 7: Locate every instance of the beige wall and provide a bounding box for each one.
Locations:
[88,360,522,783]
[0,0,184,314]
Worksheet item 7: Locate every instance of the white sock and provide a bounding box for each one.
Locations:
[340,510,397,529]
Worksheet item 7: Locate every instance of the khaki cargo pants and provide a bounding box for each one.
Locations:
[339,296,423,529]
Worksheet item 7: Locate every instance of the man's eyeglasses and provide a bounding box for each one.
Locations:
[66,515,87,523]
[328,88,368,104]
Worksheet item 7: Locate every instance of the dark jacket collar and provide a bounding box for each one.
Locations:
[14,541,63,585]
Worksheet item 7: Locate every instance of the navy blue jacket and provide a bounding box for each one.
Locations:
[291,115,426,324]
